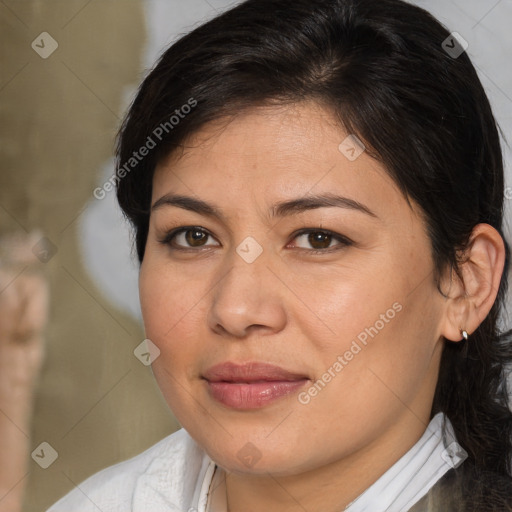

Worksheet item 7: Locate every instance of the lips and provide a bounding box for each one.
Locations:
[203,361,308,382]
[202,362,309,409]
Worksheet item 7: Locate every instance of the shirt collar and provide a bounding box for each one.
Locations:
[345,412,465,512]
[196,412,465,512]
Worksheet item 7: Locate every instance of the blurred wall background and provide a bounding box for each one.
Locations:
[0,0,510,510]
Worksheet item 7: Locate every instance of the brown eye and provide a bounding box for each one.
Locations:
[290,229,353,254]
[160,227,220,250]
[185,229,209,247]
[307,231,333,250]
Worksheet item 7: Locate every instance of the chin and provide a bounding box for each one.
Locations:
[196,430,316,475]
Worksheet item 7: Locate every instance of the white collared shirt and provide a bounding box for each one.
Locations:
[47,412,462,512]
[203,412,462,512]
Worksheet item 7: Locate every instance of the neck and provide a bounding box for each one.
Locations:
[222,411,431,512]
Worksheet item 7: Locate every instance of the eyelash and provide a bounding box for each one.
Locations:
[158,226,353,255]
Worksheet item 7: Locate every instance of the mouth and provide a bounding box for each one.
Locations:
[202,361,310,410]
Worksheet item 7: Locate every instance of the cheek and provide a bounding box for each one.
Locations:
[301,259,440,398]
[139,260,200,340]
[295,301,439,450]
[332,286,441,417]
[139,263,206,411]
[139,258,221,384]
[294,261,400,354]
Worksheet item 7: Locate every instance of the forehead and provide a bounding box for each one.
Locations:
[159,101,340,170]
[152,101,412,222]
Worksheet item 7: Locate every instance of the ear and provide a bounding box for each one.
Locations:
[439,223,506,342]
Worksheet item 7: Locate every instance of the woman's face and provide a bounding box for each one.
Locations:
[139,102,448,476]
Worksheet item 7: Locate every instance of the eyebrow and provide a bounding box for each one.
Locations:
[151,192,378,221]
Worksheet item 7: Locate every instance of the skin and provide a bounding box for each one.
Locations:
[138,101,505,512]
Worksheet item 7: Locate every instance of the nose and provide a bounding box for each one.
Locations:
[207,248,287,339]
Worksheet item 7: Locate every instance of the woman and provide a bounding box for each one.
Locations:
[47,0,512,510]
